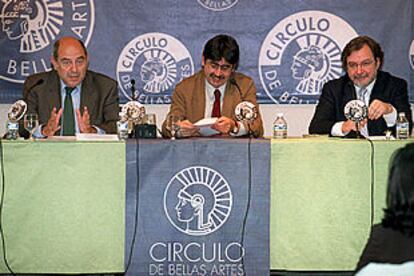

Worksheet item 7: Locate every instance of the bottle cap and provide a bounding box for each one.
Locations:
[277,112,283,117]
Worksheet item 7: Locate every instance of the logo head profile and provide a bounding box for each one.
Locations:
[259,10,358,104]
[164,166,232,236]
[140,55,171,94]
[1,0,63,53]
[409,40,414,70]
[290,45,328,95]
[117,32,194,104]
[0,0,94,84]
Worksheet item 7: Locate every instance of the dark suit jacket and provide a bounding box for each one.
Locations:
[356,224,414,272]
[161,70,264,137]
[23,70,119,135]
[309,71,412,137]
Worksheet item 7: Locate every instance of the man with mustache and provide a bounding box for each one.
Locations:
[162,34,263,137]
[22,36,119,137]
[309,36,412,137]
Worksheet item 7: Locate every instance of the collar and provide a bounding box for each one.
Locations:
[60,80,82,94]
[354,78,376,95]
[205,80,226,100]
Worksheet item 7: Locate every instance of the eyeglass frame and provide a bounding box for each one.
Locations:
[346,59,376,71]
[205,60,234,73]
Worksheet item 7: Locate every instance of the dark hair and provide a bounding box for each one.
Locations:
[341,36,384,71]
[382,143,414,236]
[202,34,239,69]
[52,37,88,60]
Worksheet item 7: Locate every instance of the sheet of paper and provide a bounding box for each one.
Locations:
[367,136,395,140]
[194,117,220,136]
[76,134,119,141]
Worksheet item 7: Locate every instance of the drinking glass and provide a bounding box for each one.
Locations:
[24,113,39,140]
[165,115,182,140]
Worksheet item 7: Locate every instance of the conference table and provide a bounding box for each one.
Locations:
[0,137,411,274]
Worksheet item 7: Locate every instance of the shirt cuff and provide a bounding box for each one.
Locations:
[382,105,397,127]
[93,125,106,134]
[32,125,46,139]
[230,121,248,137]
[331,121,347,137]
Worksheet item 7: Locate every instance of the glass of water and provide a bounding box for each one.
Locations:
[165,115,182,140]
[24,112,39,140]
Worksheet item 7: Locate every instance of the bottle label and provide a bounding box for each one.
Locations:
[274,123,287,131]
[396,122,409,139]
[117,121,129,140]
[7,122,18,131]
[273,123,287,139]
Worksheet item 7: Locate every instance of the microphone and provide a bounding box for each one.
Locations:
[230,77,242,98]
[131,79,137,101]
[344,99,368,138]
[230,77,258,138]
[24,79,44,99]
[230,77,258,122]
[235,101,258,122]
[29,78,44,90]
[8,100,27,122]
[121,101,145,123]
[5,100,27,140]
[344,100,368,123]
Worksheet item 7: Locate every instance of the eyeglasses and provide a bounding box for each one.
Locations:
[59,57,87,68]
[206,60,233,73]
[347,59,375,71]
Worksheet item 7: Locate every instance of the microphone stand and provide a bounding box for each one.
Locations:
[231,78,256,138]
[246,121,255,138]
[130,79,137,101]
[355,121,361,139]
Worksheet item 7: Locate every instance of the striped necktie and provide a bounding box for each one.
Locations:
[359,88,368,104]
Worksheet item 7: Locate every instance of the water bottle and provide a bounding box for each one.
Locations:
[273,113,287,139]
[5,121,19,140]
[396,112,409,140]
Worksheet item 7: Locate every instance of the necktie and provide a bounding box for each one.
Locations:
[211,89,221,118]
[359,88,368,104]
[63,86,75,136]
[358,88,369,137]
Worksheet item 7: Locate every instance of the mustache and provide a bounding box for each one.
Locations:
[209,73,225,80]
[353,73,368,80]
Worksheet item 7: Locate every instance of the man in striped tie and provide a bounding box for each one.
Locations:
[309,36,412,137]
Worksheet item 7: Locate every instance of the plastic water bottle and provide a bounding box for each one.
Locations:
[396,112,409,140]
[5,121,19,140]
[273,113,287,139]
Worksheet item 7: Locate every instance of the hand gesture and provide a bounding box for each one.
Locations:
[76,106,97,133]
[42,107,63,136]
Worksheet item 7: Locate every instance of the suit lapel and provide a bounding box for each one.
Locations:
[369,73,385,104]
[80,71,98,116]
[222,82,237,118]
[47,71,62,110]
[192,71,206,119]
[367,72,387,134]
[343,79,356,104]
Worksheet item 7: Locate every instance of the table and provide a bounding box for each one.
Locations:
[270,137,412,271]
[0,138,410,274]
[0,140,125,274]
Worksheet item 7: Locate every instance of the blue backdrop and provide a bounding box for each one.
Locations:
[125,138,270,275]
[0,0,413,104]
